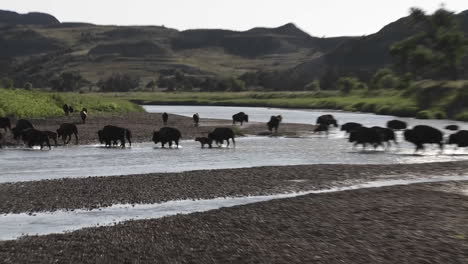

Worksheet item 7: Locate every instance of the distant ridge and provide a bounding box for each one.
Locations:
[0,10,59,25]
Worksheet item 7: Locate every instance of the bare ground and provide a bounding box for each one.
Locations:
[0,181,467,263]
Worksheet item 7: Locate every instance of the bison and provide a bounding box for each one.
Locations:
[80,108,88,124]
[99,125,132,148]
[57,123,78,145]
[153,127,181,148]
[316,114,338,128]
[267,115,282,132]
[447,130,468,148]
[0,117,11,132]
[63,104,70,116]
[162,112,169,126]
[341,122,362,134]
[12,119,34,140]
[208,127,236,147]
[21,129,51,150]
[0,131,3,148]
[445,125,459,131]
[232,112,248,126]
[42,130,58,147]
[404,125,443,152]
[349,126,383,150]
[314,123,330,135]
[195,137,212,148]
[371,126,397,148]
[193,113,200,127]
[386,120,407,130]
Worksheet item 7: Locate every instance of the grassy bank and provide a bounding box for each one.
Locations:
[102,90,419,116]
[0,89,144,118]
[98,80,468,121]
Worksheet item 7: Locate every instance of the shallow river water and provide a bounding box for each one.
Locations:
[2,106,468,183]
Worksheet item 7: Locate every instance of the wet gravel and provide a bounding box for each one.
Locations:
[1,181,467,263]
[1,161,468,214]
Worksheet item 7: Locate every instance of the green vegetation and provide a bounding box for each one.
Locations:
[0,88,143,118]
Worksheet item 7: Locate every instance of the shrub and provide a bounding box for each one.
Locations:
[416,110,433,119]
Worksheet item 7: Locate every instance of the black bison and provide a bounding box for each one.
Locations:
[445,125,459,131]
[80,108,88,124]
[63,104,70,116]
[195,137,212,148]
[153,127,181,148]
[316,114,338,127]
[12,119,34,140]
[404,125,443,152]
[162,112,169,126]
[57,123,78,145]
[208,127,236,147]
[267,115,282,132]
[0,132,3,148]
[232,112,248,126]
[193,113,200,127]
[341,122,362,134]
[42,130,58,147]
[21,129,51,150]
[349,126,383,150]
[0,117,11,132]
[447,130,468,148]
[314,123,330,135]
[371,126,397,148]
[99,125,132,148]
[386,120,407,130]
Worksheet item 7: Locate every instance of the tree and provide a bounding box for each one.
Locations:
[50,72,85,92]
[98,74,140,92]
[23,82,33,90]
[146,80,157,91]
[390,7,468,80]
[370,68,400,89]
[337,77,360,94]
[0,77,14,89]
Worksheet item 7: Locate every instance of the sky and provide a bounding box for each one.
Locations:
[2,0,467,37]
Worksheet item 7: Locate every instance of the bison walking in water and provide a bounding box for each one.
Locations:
[162,112,169,126]
[0,117,11,132]
[80,108,88,124]
[232,112,248,126]
[267,115,282,132]
[57,123,78,145]
[386,120,407,130]
[341,122,362,134]
[316,114,338,128]
[445,125,459,131]
[195,137,212,148]
[349,126,383,150]
[371,126,397,148]
[21,129,51,150]
[153,127,181,148]
[404,125,443,152]
[314,123,330,135]
[208,127,236,147]
[12,119,34,140]
[447,130,468,149]
[99,125,132,148]
[42,131,58,147]
[193,113,200,127]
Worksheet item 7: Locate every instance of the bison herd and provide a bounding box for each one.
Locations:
[2,110,468,154]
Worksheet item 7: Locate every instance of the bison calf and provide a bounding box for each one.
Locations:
[195,137,212,148]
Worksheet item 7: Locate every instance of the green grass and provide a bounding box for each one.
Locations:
[101,90,419,117]
[0,88,144,118]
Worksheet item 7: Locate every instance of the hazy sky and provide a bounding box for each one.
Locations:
[2,0,467,36]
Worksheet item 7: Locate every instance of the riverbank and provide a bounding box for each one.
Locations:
[1,112,315,146]
[1,179,467,263]
[2,161,468,214]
